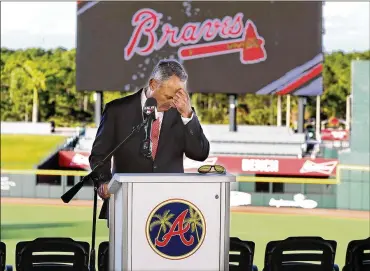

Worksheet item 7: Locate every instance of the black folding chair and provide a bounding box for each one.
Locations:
[0,242,5,271]
[342,237,370,271]
[263,236,337,271]
[98,241,109,271]
[229,237,258,271]
[0,241,12,271]
[15,237,89,271]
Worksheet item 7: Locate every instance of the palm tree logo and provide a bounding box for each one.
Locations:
[149,209,174,246]
[184,207,203,242]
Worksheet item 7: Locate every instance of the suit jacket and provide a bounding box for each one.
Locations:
[89,88,210,219]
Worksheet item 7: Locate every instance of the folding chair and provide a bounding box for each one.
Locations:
[98,241,109,271]
[342,237,370,271]
[229,237,258,271]
[0,242,5,271]
[15,237,89,271]
[0,241,12,271]
[263,236,337,271]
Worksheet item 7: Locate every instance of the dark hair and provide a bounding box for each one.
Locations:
[150,59,188,83]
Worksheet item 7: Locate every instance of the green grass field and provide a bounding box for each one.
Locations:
[1,203,368,269]
[0,134,66,169]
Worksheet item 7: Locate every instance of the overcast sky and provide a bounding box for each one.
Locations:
[1,1,369,52]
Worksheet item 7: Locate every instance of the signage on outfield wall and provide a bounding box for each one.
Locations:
[58,151,338,177]
[269,194,318,209]
[1,176,16,191]
[321,129,349,141]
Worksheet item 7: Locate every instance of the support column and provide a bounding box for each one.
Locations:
[94,91,103,127]
[316,95,321,134]
[277,95,282,126]
[286,95,291,128]
[346,95,351,130]
[229,94,237,132]
[297,97,307,133]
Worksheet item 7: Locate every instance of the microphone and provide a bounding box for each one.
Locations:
[141,97,157,158]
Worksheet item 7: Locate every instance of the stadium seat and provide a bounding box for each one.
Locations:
[15,237,89,271]
[229,237,258,271]
[262,236,337,271]
[342,237,370,271]
[98,241,109,271]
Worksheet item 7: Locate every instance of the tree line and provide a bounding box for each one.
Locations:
[1,47,369,128]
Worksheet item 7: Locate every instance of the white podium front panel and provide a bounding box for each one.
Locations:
[108,173,234,271]
[131,182,221,271]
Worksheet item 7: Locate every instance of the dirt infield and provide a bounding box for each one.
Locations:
[1,197,369,220]
[232,206,369,220]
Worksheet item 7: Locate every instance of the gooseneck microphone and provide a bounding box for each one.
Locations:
[141,97,157,158]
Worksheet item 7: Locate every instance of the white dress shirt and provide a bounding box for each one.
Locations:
[140,87,194,136]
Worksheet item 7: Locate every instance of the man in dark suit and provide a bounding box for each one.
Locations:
[89,59,210,219]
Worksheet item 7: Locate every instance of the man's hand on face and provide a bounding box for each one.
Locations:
[172,89,193,118]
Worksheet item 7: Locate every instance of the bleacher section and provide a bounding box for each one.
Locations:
[203,125,305,157]
[1,121,52,135]
[74,125,305,157]
[73,128,97,152]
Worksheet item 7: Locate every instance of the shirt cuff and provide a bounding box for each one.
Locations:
[181,112,194,125]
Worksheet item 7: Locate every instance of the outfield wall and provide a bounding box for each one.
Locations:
[1,166,369,211]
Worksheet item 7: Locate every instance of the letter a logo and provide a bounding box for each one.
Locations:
[155,209,194,247]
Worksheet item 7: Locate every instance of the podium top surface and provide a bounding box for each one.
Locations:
[108,173,236,194]
[110,173,236,183]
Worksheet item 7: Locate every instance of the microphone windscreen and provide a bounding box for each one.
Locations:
[145,97,157,107]
[143,97,157,116]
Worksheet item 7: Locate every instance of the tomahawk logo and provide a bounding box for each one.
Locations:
[300,160,338,175]
[124,8,267,64]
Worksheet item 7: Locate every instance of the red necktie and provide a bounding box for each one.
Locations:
[151,119,160,159]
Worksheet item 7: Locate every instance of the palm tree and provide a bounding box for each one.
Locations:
[5,59,46,123]
[149,209,175,246]
[184,207,203,242]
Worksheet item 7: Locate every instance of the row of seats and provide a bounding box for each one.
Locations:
[74,126,306,157]
[1,236,368,271]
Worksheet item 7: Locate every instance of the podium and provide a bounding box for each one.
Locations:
[107,173,235,271]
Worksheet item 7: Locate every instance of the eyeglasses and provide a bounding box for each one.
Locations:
[198,165,226,174]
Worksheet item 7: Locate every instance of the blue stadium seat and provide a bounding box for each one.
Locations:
[229,237,258,271]
[15,237,89,271]
[262,236,337,271]
[342,237,370,271]
[98,241,109,271]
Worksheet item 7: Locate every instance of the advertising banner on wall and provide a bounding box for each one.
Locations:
[59,151,337,177]
[76,1,323,95]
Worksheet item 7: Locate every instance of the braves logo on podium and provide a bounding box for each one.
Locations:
[145,199,206,260]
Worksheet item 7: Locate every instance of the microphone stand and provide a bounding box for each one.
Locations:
[61,119,149,271]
